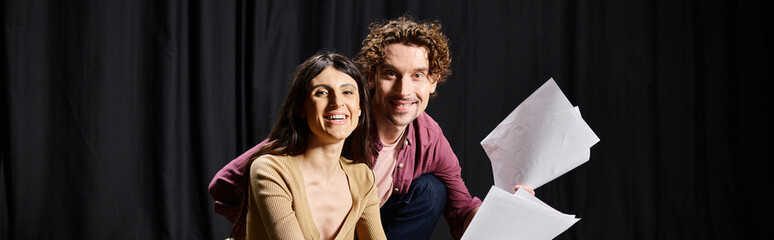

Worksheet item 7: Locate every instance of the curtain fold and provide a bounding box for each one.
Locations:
[2,0,767,239]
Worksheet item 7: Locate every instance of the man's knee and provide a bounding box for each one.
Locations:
[410,174,447,210]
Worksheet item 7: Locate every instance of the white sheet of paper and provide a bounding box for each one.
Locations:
[481,78,600,191]
[461,186,580,240]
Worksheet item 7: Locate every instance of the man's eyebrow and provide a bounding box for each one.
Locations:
[379,63,397,69]
[379,63,429,73]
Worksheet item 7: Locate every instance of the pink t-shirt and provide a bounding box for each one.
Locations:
[371,138,400,207]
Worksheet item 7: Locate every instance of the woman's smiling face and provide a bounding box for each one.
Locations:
[303,67,362,144]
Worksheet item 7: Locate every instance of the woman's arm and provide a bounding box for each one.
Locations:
[251,156,305,239]
[355,170,387,240]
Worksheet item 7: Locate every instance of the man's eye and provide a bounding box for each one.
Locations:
[414,73,425,78]
[383,71,396,78]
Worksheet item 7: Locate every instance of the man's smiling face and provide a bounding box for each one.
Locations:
[372,43,438,128]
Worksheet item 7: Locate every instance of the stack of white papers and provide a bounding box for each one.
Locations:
[461,186,580,240]
[468,78,599,238]
[480,78,600,191]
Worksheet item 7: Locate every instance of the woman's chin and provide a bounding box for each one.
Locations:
[309,130,355,144]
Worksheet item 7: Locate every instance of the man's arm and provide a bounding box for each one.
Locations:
[425,131,482,239]
[462,206,480,232]
[208,140,267,222]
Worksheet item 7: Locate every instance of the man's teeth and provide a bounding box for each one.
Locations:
[396,103,412,107]
[325,115,346,120]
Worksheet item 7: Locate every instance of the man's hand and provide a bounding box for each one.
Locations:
[514,185,535,196]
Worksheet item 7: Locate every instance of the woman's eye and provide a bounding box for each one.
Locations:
[343,90,355,95]
[314,90,328,96]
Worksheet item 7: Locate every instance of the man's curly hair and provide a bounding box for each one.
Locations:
[356,15,452,85]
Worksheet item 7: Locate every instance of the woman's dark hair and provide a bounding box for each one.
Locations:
[230,52,373,239]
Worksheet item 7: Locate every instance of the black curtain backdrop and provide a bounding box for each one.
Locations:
[2,0,770,239]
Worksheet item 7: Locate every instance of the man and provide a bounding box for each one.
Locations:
[209,15,534,239]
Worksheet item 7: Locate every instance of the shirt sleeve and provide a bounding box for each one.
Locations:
[356,169,387,240]
[208,139,268,222]
[250,156,305,239]
[427,130,482,239]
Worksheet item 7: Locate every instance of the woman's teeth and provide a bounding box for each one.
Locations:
[325,115,346,120]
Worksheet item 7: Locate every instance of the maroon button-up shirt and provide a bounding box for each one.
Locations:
[208,112,481,239]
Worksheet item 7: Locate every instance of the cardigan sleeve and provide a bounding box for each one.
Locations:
[250,156,305,239]
[355,167,387,240]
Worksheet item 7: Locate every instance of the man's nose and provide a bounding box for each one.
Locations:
[394,75,412,96]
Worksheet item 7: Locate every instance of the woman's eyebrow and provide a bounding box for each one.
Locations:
[311,84,331,89]
[311,83,356,89]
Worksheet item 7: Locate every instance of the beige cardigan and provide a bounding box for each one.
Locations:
[246,154,386,240]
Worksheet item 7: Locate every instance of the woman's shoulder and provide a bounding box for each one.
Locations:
[339,156,370,170]
[340,157,374,184]
[250,154,297,174]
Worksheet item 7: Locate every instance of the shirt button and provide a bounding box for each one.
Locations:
[398,163,404,168]
[405,139,410,146]
[394,188,399,192]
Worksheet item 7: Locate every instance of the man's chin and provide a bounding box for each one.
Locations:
[386,113,417,127]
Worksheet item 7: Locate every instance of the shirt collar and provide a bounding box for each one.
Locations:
[370,120,416,160]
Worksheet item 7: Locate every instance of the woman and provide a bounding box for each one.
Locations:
[231,52,386,240]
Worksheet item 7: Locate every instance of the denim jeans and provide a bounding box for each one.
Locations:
[379,174,447,240]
